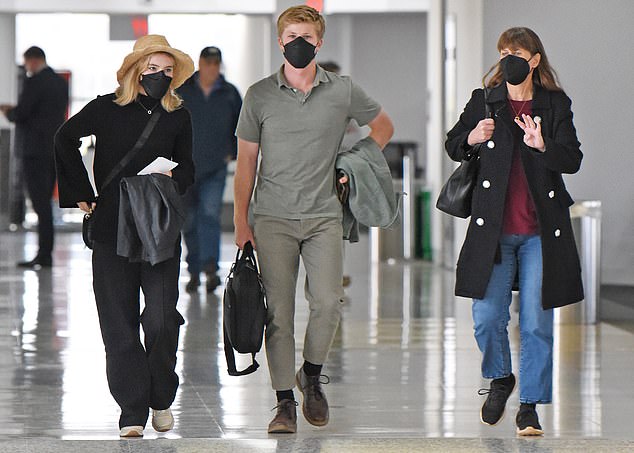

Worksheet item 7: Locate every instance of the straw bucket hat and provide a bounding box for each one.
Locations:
[116,34,194,89]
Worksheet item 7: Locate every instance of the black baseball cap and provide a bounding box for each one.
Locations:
[200,46,222,62]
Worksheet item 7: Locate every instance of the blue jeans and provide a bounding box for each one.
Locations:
[182,167,227,276]
[472,234,553,404]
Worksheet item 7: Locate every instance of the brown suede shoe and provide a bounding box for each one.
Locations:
[295,368,330,426]
[267,399,298,434]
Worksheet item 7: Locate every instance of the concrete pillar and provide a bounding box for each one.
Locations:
[0,14,17,128]
[0,14,16,229]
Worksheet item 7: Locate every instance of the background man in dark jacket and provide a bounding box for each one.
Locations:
[1,46,69,268]
[178,46,242,293]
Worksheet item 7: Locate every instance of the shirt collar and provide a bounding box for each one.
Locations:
[276,64,330,90]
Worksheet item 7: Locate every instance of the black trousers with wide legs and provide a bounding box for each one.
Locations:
[92,240,184,429]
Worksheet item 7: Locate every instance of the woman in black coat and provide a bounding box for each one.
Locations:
[54,35,194,438]
[445,27,583,436]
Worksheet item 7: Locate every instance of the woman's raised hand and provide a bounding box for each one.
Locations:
[515,114,545,152]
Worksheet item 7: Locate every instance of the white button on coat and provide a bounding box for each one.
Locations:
[534,116,542,124]
[482,180,491,189]
[487,140,495,149]
[476,218,485,226]
[554,229,561,237]
[548,190,555,198]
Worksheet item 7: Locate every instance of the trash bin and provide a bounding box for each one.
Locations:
[415,188,432,260]
[556,200,602,324]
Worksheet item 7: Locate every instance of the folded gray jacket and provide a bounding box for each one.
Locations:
[117,174,185,265]
[336,136,402,242]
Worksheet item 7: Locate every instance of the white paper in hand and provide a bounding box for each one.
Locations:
[137,157,178,175]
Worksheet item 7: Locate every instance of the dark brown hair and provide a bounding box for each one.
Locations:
[483,27,562,91]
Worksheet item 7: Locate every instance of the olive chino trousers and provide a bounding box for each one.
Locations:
[253,215,345,391]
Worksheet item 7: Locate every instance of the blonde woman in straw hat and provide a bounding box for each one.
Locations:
[54,35,195,437]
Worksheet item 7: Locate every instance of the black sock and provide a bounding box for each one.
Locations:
[276,390,294,402]
[520,403,536,410]
[303,360,322,377]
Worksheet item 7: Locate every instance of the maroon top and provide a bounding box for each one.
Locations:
[502,99,539,235]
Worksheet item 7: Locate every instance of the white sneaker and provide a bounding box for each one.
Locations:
[119,425,144,437]
[152,408,174,432]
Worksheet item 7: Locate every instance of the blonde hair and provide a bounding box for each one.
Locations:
[114,52,183,112]
[483,27,562,91]
[277,5,325,39]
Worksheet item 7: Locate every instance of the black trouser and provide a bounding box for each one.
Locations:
[23,156,55,259]
[92,240,184,428]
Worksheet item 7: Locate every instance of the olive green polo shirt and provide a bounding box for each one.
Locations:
[236,65,381,220]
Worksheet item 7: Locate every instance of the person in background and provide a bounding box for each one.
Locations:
[178,46,242,294]
[1,46,68,268]
[54,35,194,438]
[444,27,583,436]
[234,6,393,434]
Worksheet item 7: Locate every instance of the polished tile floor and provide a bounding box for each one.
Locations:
[1,229,633,452]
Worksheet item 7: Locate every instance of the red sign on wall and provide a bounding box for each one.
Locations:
[305,0,323,12]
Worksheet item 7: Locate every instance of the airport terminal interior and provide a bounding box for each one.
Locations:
[1,0,634,452]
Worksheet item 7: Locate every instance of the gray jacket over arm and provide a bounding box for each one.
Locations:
[336,136,402,242]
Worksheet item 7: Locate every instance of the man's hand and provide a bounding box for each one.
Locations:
[234,220,256,250]
[0,104,14,115]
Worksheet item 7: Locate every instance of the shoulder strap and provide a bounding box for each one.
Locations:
[99,110,162,194]
[224,328,260,376]
[483,87,493,118]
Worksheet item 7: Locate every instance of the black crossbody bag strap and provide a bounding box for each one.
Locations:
[98,110,162,194]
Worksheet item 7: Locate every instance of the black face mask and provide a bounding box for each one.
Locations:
[500,54,531,85]
[283,37,316,69]
[140,71,172,99]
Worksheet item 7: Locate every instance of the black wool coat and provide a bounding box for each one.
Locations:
[445,83,584,310]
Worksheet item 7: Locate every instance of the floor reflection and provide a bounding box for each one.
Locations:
[0,230,633,447]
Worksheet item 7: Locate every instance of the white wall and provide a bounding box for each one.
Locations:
[482,0,634,284]
[348,13,427,148]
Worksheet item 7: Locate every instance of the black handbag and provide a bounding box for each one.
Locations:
[436,88,492,218]
[81,111,162,249]
[223,241,267,376]
[436,155,480,218]
[82,211,96,249]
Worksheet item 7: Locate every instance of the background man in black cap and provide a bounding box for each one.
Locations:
[178,47,242,293]
[1,46,68,268]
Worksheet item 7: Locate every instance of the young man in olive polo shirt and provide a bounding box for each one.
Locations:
[234,5,394,433]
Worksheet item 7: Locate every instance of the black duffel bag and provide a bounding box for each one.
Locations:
[223,241,267,376]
